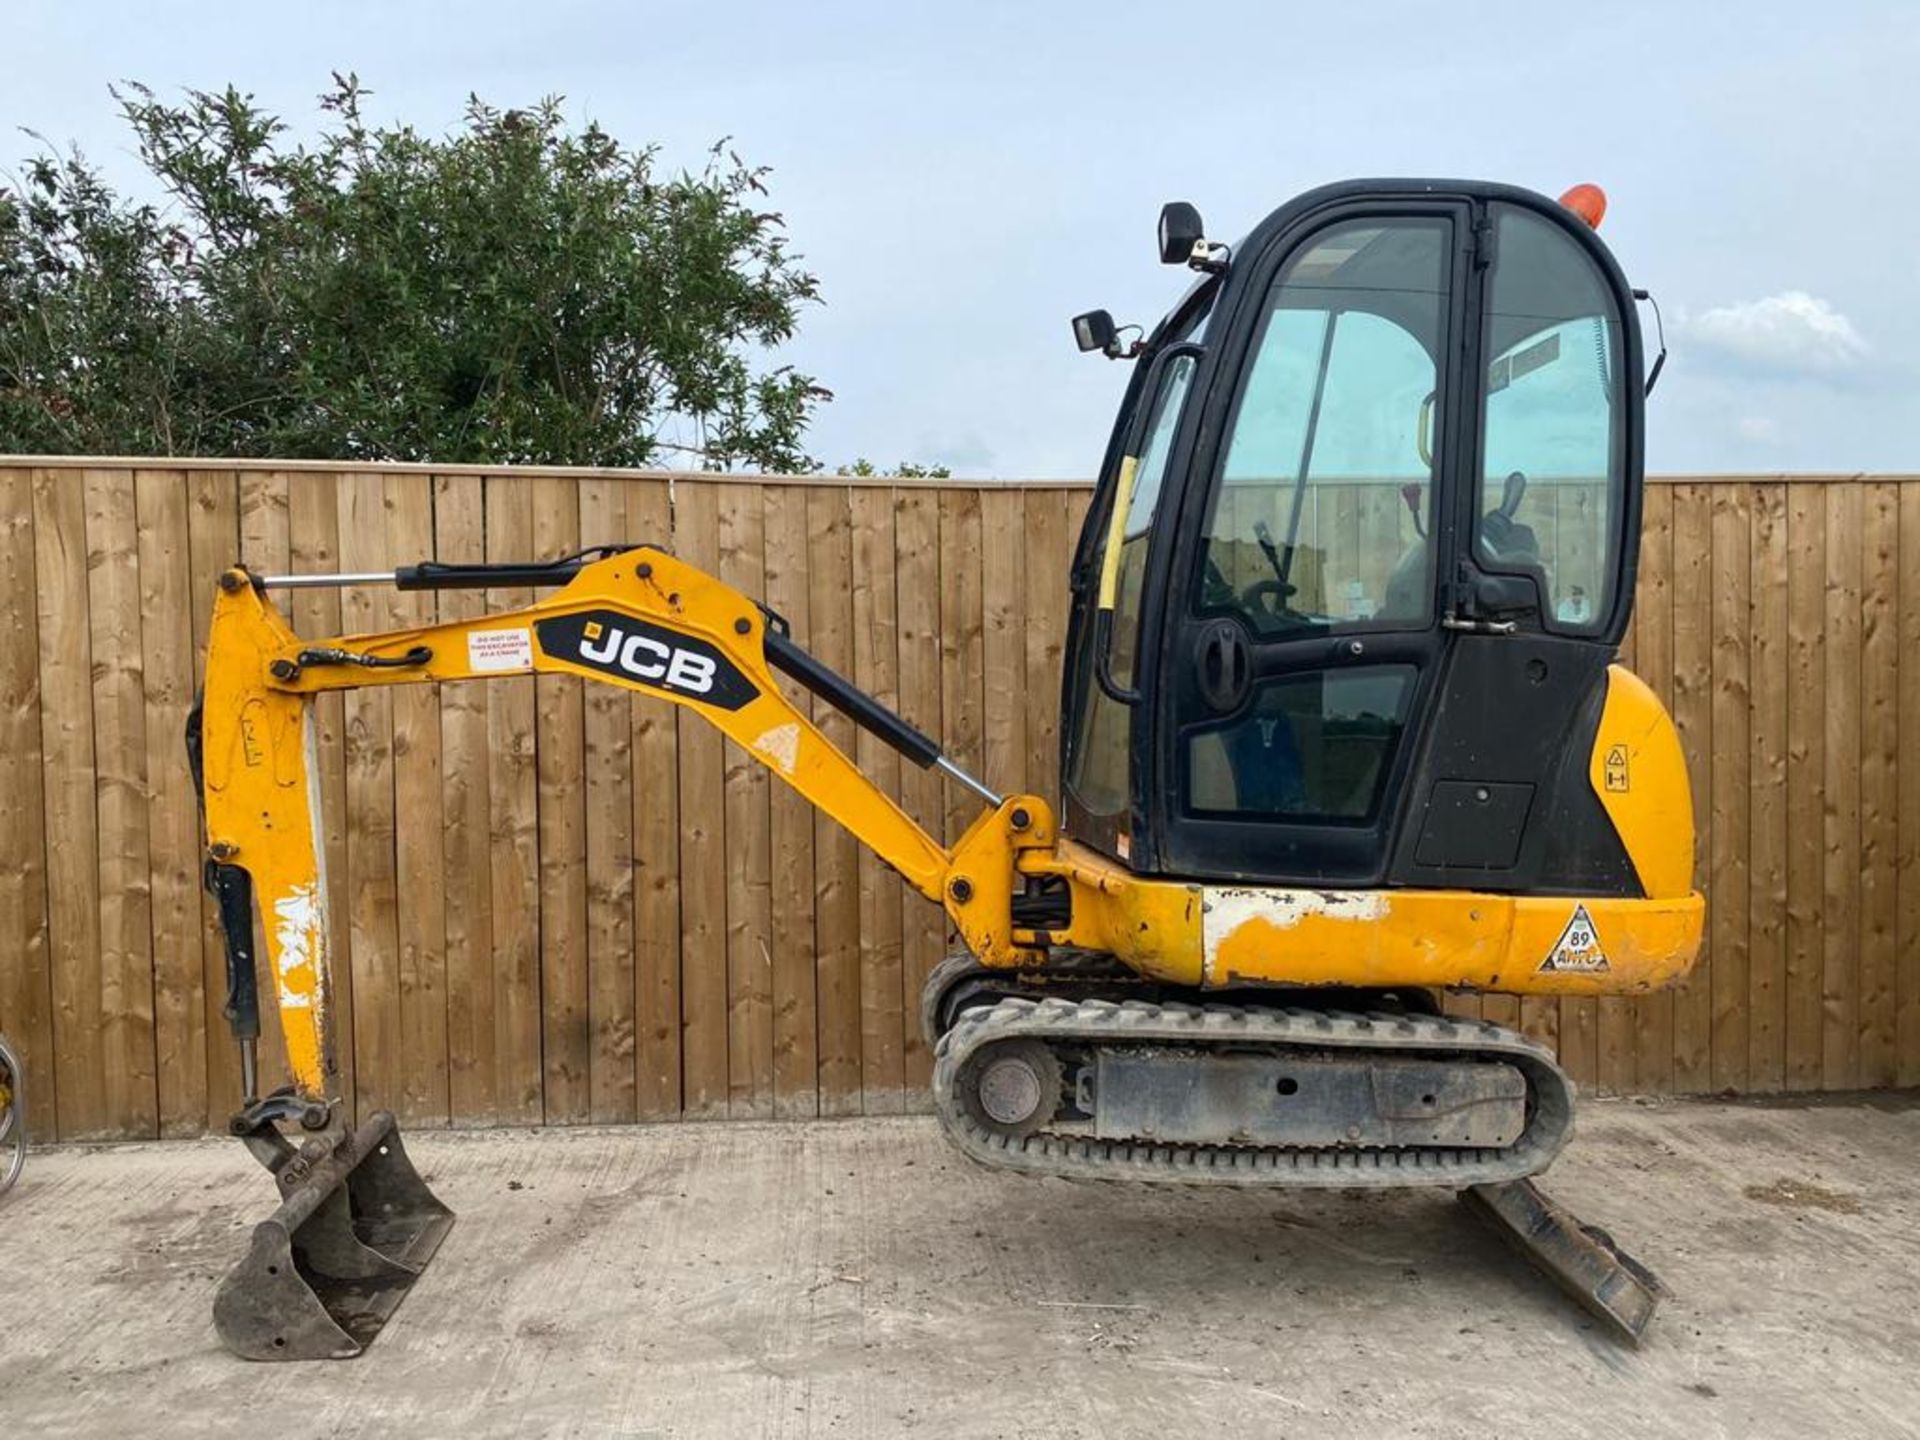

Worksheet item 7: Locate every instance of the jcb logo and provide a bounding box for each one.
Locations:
[579,620,717,695]
[535,610,758,712]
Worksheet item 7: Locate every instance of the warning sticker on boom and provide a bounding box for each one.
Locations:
[468,627,533,673]
[1538,904,1609,974]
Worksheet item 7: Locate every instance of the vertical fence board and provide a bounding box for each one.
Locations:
[764,486,819,1117]
[1746,482,1789,1092]
[33,469,106,1137]
[629,479,683,1120]
[84,468,158,1136]
[1782,485,1827,1091]
[1515,991,1559,1055]
[1821,482,1863,1091]
[0,470,54,1134]
[135,469,208,1135]
[1708,485,1752,1093]
[675,482,730,1118]
[1858,482,1900,1088]
[1023,490,1071,815]
[484,476,544,1124]
[1556,997,1597,1091]
[938,491,985,849]
[434,475,496,1125]
[894,490,945,1095]
[850,487,904,1114]
[335,472,401,1121]
[806,485,861,1114]
[1898,482,1920,1088]
[980,490,1027,803]
[387,474,449,1126]
[580,480,637,1125]
[533,478,590,1124]
[719,485,775,1119]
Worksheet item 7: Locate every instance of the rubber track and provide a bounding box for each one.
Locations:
[931,996,1576,1189]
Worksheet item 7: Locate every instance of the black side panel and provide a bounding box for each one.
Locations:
[1413,780,1535,869]
[1387,636,1639,896]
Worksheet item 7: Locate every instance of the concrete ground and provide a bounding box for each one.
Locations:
[2,1099,1917,1440]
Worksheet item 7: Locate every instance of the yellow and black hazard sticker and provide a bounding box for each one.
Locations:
[1538,904,1610,974]
[1604,743,1630,792]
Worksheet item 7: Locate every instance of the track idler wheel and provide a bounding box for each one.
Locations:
[958,1038,1062,1139]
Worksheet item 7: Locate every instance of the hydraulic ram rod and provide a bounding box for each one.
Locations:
[256,563,595,590]
[257,547,638,591]
[257,571,397,588]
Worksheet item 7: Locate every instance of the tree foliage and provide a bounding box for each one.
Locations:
[0,77,828,468]
[834,457,952,478]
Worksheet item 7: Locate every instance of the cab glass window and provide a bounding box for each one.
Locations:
[1477,204,1624,631]
[1187,666,1415,821]
[1197,218,1447,635]
[1065,352,1197,816]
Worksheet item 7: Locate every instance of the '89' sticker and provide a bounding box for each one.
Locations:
[1538,904,1609,974]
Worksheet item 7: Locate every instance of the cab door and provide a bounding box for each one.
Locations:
[1151,193,1643,894]
[1385,199,1643,897]
[1153,204,1470,885]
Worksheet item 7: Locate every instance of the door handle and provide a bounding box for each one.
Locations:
[1195,619,1252,713]
[1441,615,1518,635]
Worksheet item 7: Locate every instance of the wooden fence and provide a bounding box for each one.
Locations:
[0,460,1915,1140]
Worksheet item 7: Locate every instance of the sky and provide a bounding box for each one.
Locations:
[4,1,1914,478]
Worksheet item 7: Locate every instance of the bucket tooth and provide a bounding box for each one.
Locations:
[214,1110,454,1361]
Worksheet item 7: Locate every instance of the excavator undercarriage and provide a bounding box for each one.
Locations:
[926,956,1573,1186]
[189,177,1704,1359]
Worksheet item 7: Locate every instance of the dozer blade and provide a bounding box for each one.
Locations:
[1462,1178,1665,1345]
[215,1110,453,1360]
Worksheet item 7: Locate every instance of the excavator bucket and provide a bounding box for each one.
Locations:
[214,1110,453,1360]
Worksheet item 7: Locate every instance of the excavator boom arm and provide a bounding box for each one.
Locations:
[197,545,1044,1104]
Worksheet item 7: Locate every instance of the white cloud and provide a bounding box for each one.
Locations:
[1735,414,1782,446]
[1680,292,1868,377]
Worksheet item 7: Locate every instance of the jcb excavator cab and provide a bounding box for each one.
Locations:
[1064,181,1651,897]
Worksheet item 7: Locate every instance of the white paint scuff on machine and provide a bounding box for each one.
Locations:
[271,882,323,1009]
[753,722,800,776]
[1199,886,1389,968]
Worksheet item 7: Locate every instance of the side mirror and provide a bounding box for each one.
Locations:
[1072,309,1118,354]
[1158,202,1204,265]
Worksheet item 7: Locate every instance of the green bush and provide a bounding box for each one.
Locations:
[0,76,826,469]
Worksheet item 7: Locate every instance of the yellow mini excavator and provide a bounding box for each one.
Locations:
[190,178,1702,1360]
